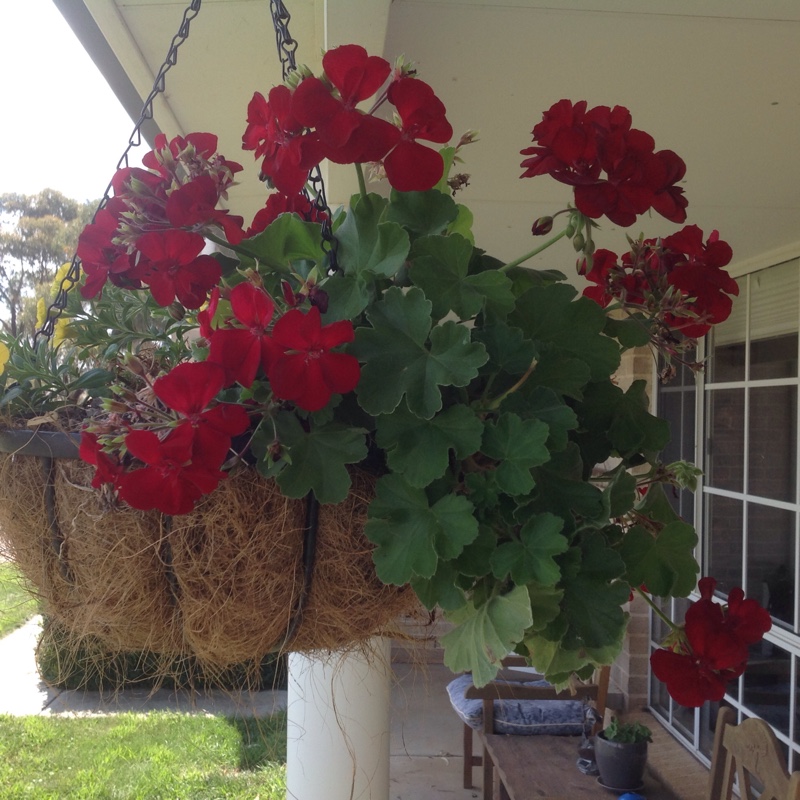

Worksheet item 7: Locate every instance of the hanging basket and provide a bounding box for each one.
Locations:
[0,433,415,670]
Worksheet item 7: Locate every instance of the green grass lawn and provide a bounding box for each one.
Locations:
[0,710,287,799]
[0,561,39,638]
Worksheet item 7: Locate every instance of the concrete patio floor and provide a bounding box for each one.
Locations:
[0,617,480,799]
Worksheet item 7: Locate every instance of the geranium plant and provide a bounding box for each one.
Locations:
[0,44,770,699]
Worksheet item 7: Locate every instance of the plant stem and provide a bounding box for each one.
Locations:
[634,585,679,632]
[487,359,537,409]
[500,229,568,272]
[355,162,368,199]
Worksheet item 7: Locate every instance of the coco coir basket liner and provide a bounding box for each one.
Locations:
[0,452,416,675]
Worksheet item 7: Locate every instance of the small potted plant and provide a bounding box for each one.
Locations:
[594,717,653,792]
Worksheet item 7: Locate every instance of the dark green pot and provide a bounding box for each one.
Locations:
[0,429,80,459]
[594,732,648,792]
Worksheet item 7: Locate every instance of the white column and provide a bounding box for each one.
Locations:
[286,637,391,800]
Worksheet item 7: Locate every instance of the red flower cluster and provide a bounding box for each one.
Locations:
[243,44,453,195]
[520,99,687,227]
[580,224,738,338]
[206,282,360,412]
[80,362,250,515]
[650,578,772,707]
[77,133,244,306]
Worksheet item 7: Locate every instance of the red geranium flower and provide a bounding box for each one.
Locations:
[268,306,360,411]
[207,282,277,387]
[153,361,250,463]
[77,201,139,298]
[663,226,738,337]
[293,46,399,165]
[650,578,771,707]
[135,229,222,309]
[245,192,326,237]
[383,78,453,192]
[166,175,245,245]
[520,100,687,227]
[79,431,124,489]
[242,87,326,194]
[118,424,226,515]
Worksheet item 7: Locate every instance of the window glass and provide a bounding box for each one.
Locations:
[707,494,744,595]
[748,385,797,503]
[743,641,793,738]
[747,504,795,629]
[705,389,745,492]
[749,261,799,380]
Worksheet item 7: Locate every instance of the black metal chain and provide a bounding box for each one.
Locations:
[268,1,339,274]
[35,0,204,346]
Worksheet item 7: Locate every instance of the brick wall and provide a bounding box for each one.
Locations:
[611,344,657,710]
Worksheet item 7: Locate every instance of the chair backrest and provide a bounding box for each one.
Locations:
[707,706,800,800]
[465,661,611,735]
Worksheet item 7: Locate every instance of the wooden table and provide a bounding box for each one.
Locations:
[482,733,679,800]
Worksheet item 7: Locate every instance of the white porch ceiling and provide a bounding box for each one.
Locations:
[57,0,800,279]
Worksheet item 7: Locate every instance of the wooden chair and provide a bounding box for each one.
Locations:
[452,657,610,800]
[708,706,800,800]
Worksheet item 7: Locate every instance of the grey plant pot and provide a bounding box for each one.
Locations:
[594,732,648,792]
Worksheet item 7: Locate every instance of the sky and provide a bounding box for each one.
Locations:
[0,0,139,203]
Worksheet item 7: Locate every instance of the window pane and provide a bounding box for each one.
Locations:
[751,335,798,380]
[706,389,745,492]
[707,494,743,594]
[747,504,795,629]
[743,641,793,737]
[708,273,746,383]
[750,261,799,380]
[748,385,797,502]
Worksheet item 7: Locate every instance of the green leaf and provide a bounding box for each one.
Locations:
[245,213,324,270]
[365,474,479,585]
[634,482,683,526]
[441,585,533,687]
[481,413,550,495]
[527,583,565,632]
[337,193,410,279]
[528,347,592,400]
[530,445,606,525]
[620,521,699,598]
[321,274,370,322]
[352,287,488,419]
[411,561,466,611]
[511,387,577,452]
[376,403,484,487]
[561,534,629,650]
[523,627,625,686]
[576,380,670,461]
[489,513,567,586]
[453,523,497,577]
[606,470,637,518]
[511,284,621,380]
[273,414,367,504]
[409,235,514,320]
[474,323,538,376]
[449,204,475,244]
[604,315,653,348]
[387,189,458,238]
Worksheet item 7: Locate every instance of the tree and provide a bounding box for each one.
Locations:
[0,189,96,338]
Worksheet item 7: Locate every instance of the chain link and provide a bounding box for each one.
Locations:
[268,1,339,273]
[35,0,204,346]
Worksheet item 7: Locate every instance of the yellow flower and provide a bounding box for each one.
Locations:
[0,342,9,376]
[36,298,46,330]
[52,262,75,294]
[52,317,72,348]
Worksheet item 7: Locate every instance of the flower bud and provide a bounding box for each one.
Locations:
[531,216,554,236]
[572,233,585,252]
[125,355,146,376]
